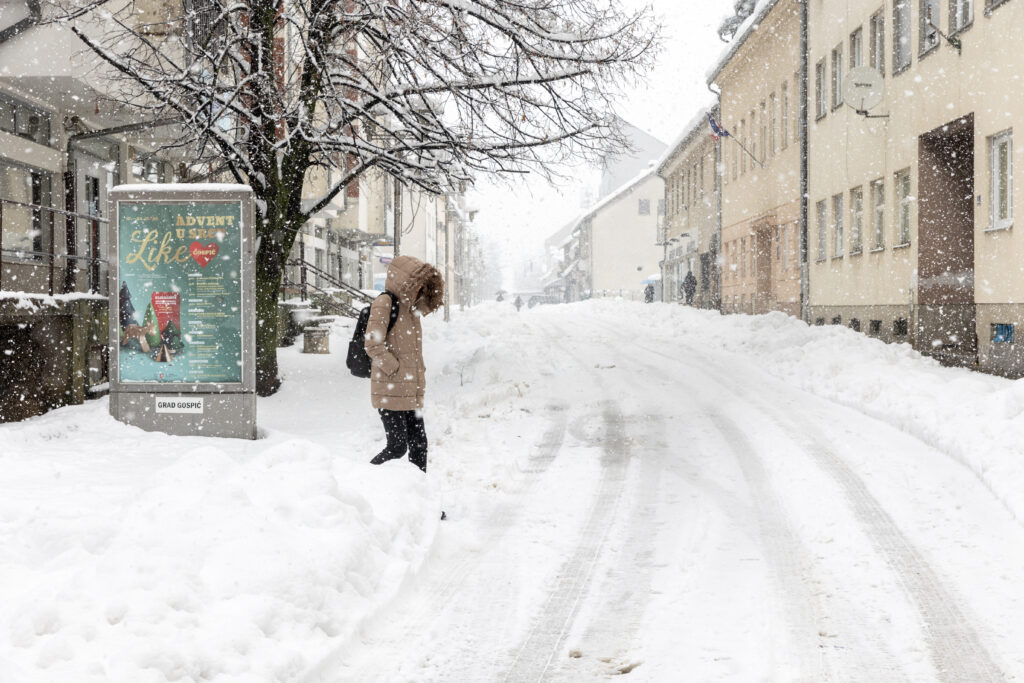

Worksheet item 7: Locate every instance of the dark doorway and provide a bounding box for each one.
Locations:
[918,114,976,366]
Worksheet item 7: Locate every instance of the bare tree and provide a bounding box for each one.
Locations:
[55,0,658,394]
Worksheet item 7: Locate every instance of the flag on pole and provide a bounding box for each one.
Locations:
[708,114,730,141]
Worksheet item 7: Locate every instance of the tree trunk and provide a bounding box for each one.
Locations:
[255,241,284,396]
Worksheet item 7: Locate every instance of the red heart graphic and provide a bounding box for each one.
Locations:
[190,241,219,267]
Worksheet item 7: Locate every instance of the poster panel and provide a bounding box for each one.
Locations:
[116,201,243,384]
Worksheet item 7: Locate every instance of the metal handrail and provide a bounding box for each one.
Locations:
[285,257,374,305]
[281,271,362,318]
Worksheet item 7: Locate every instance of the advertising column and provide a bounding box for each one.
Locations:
[108,185,256,439]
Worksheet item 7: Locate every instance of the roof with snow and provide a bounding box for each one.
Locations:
[706,0,784,85]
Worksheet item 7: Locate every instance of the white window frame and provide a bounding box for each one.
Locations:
[850,27,864,68]
[815,59,827,119]
[850,186,864,254]
[870,10,886,77]
[990,130,1013,230]
[920,0,941,54]
[896,168,912,245]
[781,82,789,150]
[833,193,844,257]
[893,0,911,73]
[816,199,827,260]
[831,45,844,110]
[871,178,885,249]
[951,0,973,32]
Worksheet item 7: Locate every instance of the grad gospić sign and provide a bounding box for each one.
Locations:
[108,185,256,439]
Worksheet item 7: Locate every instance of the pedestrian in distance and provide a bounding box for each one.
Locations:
[644,283,655,303]
[514,295,523,312]
[365,255,444,473]
[682,269,697,306]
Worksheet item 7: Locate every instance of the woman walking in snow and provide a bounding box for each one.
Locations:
[364,255,444,472]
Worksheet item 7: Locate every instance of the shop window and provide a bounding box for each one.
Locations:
[992,323,1015,343]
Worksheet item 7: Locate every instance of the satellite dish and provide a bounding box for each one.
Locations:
[844,66,885,113]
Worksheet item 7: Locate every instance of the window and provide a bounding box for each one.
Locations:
[833,193,844,257]
[894,0,911,73]
[951,0,973,31]
[831,45,844,109]
[816,199,827,260]
[815,59,827,119]
[750,109,757,164]
[0,95,51,146]
[733,122,739,179]
[639,199,651,215]
[0,161,53,259]
[657,198,665,216]
[870,11,886,76]
[869,319,882,334]
[920,0,940,53]
[815,318,825,326]
[992,323,1015,343]
[850,27,864,68]
[894,318,909,336]
[782,225,789,270]
[776,226,781,260]
[850,318,862,332]
[896,168,912,245]
[769,93,777,157]
[740,119,746,174]
[850,186,864,254]
[871,178,885,249]
[832,315,843,325]
[990,130,1013,230]
[741,238,747,277]
[781,82,789,149]
[760,101,767,162]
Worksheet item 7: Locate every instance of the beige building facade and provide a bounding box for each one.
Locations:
[808,0,1022,374]
[657,106,721,308]
[710,0,803,318]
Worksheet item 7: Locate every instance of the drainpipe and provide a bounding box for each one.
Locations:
[63,117,178,293]
[707,84,724,312]
[799,0,810,322]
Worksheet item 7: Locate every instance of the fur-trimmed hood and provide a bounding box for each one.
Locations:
[385,255,444,315]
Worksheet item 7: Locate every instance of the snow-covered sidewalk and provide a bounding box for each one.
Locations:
[2,300,1024,681]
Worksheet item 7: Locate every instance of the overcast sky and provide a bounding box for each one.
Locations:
[469,1,735,289]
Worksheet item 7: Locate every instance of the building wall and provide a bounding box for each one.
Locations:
[807,0,1023,370]
[589,174,664,298]
[714,0,802,317]
[659,109,721,306]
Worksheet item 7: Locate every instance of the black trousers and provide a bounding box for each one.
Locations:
[372,409,428,471]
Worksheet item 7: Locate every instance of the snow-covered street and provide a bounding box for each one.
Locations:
[4,301,1024,682]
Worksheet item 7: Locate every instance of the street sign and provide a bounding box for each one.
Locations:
[108,184,257,439]
[379,256,393,264]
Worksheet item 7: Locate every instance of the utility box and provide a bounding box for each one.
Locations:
[108,184,257,439]
[303,327,330,354]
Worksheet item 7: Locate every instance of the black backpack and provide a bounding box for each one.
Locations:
[346,292,400,378]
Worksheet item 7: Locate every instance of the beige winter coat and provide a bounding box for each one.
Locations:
[364,255,444,411]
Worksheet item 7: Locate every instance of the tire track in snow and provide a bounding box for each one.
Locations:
[501,401,633,682]
[702,410,827,682]
[643,334,1005,682]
